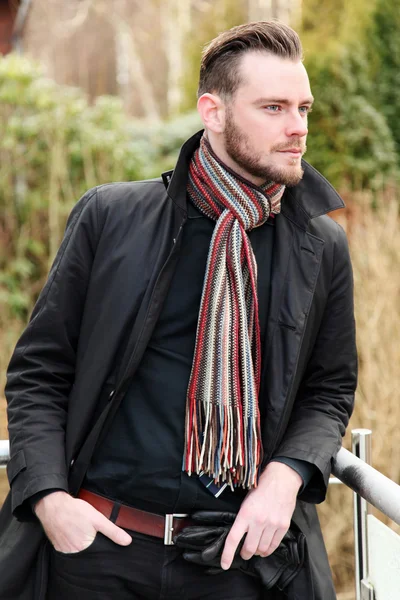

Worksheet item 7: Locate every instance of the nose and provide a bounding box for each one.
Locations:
[285,111,308,138]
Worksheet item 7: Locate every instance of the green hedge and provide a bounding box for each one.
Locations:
[367,0,400,158]
[1,46,399,327]
[304,45,398,190]
[0,54,201,323]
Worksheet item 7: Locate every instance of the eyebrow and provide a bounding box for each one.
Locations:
[253,96,315,106]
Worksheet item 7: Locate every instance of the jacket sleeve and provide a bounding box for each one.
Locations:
[273,222,357,503]
[270,457,317,493]
[5,187,100,519]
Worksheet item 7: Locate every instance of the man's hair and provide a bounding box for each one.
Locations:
[198,21,303,99]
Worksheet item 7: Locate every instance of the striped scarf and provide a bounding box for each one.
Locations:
[183,136,285,489]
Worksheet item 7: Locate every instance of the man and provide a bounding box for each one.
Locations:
[0,20,356,600]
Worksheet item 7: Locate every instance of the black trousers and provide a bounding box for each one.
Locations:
[47,530,263,600]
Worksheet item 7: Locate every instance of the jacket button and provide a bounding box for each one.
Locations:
[109,389,115,401]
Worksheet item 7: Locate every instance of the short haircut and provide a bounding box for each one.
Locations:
[198,21,303,99]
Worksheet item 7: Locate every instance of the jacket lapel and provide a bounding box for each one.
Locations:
[261,198,325,458]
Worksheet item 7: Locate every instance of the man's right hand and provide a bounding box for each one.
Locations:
[34,491,132,553]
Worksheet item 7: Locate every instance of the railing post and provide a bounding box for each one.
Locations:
[0,440,9,467]
[352,429,374,600]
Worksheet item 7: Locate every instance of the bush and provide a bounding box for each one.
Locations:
[0,59,138,348]
[0,55,201,330]
[304,46,398,191]
[367,0,400,160]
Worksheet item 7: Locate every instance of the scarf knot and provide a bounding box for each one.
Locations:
[183,135,285,490]
[187,137,283,231]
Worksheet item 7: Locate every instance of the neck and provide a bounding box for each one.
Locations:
[205,130,266,188]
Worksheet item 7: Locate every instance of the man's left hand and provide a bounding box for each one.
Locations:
[220,461,302,570]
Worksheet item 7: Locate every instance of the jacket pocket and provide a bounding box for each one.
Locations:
[6,449,26,485]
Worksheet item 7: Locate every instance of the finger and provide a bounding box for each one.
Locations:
[95,513,132,546]
[220,521,247,570]
[262,527,287,557]
[240,525,262,561]
[253,526,275,558]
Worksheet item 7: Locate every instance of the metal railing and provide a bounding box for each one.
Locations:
[331,430,400,600]
[1,431,400,599]
[0,440,8,466]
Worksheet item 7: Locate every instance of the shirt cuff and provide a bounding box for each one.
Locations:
[269,457,317,494]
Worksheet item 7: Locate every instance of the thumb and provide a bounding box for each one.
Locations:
[95,513,132,546]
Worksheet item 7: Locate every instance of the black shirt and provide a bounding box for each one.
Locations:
[84,201,276,514]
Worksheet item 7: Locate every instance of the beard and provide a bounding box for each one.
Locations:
[224,108,306,187]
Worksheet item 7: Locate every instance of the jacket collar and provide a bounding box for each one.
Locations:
[162,130,345,227]
[162,131,203,214]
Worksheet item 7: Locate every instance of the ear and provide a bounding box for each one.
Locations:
[197,93,225,133]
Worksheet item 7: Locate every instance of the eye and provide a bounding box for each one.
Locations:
[265,105,281,112]
[299,106,313,115]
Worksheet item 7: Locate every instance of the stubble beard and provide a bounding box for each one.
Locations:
[224,109,305,187]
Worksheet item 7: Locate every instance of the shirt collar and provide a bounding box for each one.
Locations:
[187,197,205,219]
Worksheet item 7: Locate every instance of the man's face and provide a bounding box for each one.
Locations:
[222,52,313,186]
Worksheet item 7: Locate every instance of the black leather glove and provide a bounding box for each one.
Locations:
[173,510,306,591]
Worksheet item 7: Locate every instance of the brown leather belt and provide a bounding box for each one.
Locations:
[78,489,193,545]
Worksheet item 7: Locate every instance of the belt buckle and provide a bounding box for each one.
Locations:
[164,513,188,545]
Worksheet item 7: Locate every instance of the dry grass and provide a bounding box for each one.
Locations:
[0,471,9,506]
[0,194,399,597]
[319,192,400,595]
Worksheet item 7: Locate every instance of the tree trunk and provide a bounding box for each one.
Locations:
[112,0,160,120]
[162,0,191,117]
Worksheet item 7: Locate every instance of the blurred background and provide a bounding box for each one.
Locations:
[0,1,399,598]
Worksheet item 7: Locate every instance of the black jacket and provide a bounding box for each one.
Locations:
[0,131,357,599]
